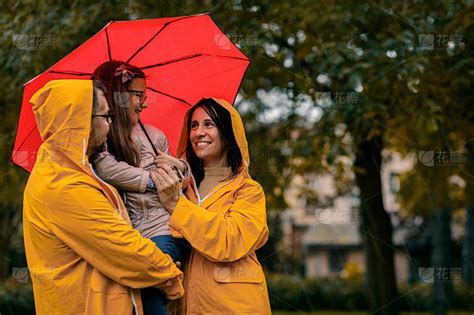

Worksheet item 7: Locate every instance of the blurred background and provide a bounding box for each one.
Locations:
[0,1,473,314]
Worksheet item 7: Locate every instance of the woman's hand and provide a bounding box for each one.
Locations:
[151,165,183,213]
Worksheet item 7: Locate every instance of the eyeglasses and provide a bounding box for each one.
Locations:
[127,89,147,104]
[93,112,115,124]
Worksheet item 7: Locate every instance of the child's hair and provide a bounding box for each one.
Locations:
[91,61,145,166]
[186,98,243,186]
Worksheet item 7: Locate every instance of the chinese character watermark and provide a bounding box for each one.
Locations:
[316,208,359,224]
[418,150,466,167]
[418,33,463,51]
[418,267,462,283]
[250,145,284,172]
[215,32,258,51]
[12,34,56,51]
[213,266,260,283]
[315,92,359,107]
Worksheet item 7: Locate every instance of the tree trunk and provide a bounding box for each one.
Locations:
[0,202,21,280]
[463,206,474,283]
[463,142,474,285]
[354,136,399,315]
[431,208,452,315]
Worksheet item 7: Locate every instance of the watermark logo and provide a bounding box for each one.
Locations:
[250,145,285,173]
[315,92,359,106]
[213,266,260,282]
[215,34,232,51]
[12,34,56,51]
[215,32,258,51]
[418,150,435,167]
[418,34,435,51]
[418,267,434,283]
[418,150,465,167]
[214,267,231,282]
[316,208,359,224]
[12,267,29,284]
[418,267,462,283]
[418,33,463,51]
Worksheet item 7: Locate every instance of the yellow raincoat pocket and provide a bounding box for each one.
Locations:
[212,259,263,284]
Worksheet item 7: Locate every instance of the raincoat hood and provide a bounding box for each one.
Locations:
[24,79,184,314]
[30,79,93,170]
[177,97,250,173]
[169,99,271,314]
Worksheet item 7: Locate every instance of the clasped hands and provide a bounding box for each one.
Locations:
[151,150,185,213]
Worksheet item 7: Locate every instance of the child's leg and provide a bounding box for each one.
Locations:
[141,286,167,315]
[141,235,179,315]
[153,235,181,262]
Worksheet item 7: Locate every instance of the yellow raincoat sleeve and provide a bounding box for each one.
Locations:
[169,180,269,262]
[47,183,184,300]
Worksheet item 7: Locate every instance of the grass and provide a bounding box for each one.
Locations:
[273,312,473,315]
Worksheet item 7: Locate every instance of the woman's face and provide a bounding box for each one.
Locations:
[127,77,147,124]
[189,107,227,167]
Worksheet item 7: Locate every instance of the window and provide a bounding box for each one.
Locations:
[329,250,347,273]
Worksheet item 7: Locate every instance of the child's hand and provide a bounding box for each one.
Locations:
[155,149,185,173]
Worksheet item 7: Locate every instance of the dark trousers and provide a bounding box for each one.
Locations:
[141,235,184,315]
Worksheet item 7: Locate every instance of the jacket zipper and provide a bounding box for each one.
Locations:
[89,164,122,209]
[130,288,138,315]
[189,174,233,206]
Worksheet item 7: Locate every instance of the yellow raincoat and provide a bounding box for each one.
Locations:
[23,80,184,314]
[169,98,271,314]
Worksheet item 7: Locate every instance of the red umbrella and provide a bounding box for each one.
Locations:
[11,13,250,172]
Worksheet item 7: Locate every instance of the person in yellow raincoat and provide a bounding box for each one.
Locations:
[23,79,184,314]
[152,98,272,314]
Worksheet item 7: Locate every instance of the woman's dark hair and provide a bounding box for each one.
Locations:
[91,60,145,167]
[186,98,242,186]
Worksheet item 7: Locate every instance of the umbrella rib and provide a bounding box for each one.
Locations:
[141,53,249,70]
[127,16,196,64]
[49,70,92,76]
[105,25,112,60]
[147,87,192,106]
[141,54,202,69]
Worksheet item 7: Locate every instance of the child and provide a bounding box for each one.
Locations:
[91,61,188,315]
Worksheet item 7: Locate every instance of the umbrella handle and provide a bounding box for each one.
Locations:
[138,119,182,182]
[138,119,159,156]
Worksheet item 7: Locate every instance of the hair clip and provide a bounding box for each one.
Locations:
[114,64,135,83]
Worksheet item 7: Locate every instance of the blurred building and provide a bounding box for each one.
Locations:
[281,151,414,283]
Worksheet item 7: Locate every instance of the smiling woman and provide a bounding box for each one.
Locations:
[154,97,271,314]
[186,99,243,193]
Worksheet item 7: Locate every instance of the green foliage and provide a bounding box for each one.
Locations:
[267,273,473,312]
[0,280,34,315]
[1,1,474,310]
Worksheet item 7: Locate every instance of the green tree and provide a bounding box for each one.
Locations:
[1,2,473,314]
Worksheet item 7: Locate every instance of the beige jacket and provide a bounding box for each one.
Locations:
[94,124,182,238]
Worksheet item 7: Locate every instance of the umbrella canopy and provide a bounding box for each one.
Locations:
[11,13,250,172]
